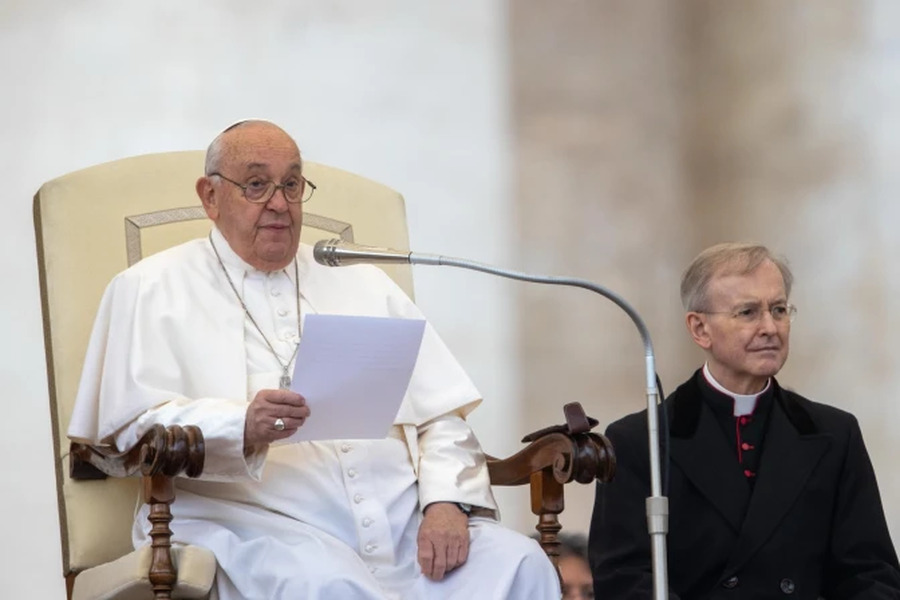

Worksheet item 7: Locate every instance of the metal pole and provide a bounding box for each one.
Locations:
[410,252,670,598]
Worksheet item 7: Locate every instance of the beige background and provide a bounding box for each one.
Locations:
[2,1,899,597]
[511,0,900,541]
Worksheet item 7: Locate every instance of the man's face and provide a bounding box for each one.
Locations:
[686,259,791,394]
[197,123,304,271]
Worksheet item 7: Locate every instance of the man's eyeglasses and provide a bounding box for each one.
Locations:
[208,172,316,204]
[699,303,797,325]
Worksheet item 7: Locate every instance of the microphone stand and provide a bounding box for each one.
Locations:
[315,240,669,596]
[405,252,669,599]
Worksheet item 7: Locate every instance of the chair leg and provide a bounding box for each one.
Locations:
[530,469,565,569]
[66,572,76,600]
[143,474,176,599]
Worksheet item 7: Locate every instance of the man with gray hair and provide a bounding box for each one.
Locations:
[589,242,900,598]
[68,119,559,599]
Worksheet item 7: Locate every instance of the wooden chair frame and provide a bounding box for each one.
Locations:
[70,404,613,598]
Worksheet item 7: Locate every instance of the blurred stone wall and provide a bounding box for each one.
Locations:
[511,0,900,543]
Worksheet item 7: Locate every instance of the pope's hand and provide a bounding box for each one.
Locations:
[417,502,470,581]
[244,388,310,448]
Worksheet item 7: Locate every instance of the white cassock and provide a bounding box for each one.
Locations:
[69,226,560,600]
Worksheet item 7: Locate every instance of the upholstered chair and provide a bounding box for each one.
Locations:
[34,151,615,599]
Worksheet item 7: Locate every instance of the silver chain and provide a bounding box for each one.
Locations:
[209,233,301,388]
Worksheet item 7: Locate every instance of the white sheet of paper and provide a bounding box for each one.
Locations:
[281,314,426,443]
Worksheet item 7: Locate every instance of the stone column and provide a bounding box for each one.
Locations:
[510,0,900,542]
[683,0,899,543]
[510,0,694,533]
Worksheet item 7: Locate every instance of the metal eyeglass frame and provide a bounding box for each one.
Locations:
[208,171,317,204]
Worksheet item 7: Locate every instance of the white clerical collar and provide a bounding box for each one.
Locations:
[209,226,297,285]
[702,363,770,417]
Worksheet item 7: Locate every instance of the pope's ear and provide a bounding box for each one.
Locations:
[686,312,713,350]
[196,176,218,220]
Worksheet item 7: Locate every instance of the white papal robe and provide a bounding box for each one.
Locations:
[68,227,559,600]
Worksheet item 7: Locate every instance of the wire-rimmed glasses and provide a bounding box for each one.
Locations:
[699,303,797,325]
[209,172,316,204]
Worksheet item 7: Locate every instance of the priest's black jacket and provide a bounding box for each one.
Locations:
[589,370,900,599]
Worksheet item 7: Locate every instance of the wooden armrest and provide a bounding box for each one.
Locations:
[68,425,205,600]
[70,424,205,481]
[485,402,615,566]
[486,430,615,485]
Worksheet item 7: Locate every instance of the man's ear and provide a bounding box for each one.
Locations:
[686,312,713,350]
[196,176,218,220]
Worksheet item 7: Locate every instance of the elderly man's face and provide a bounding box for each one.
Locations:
[197,123,303,272]
[686,259,791,394]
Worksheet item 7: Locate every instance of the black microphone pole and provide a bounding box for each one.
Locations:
[314,240,670,599]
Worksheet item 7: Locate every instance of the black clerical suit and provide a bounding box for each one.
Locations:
[589,370,900,599]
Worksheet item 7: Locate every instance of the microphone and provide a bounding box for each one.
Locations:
[313,237,670,599]
[313,240,416,266]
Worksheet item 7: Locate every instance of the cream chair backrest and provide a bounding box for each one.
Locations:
[34,150,413,575]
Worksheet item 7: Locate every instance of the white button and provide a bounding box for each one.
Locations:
[271,289,281,297]
[277,308,288,317]
[341,443,352,453]
[354,494,364,504]
[347,468,357,478]
[282,331,293,341]
[362,518,373,527]
[364,543,376,553]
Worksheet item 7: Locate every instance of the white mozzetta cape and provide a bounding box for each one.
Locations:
[68,234,496,508]
[70,236,486,440]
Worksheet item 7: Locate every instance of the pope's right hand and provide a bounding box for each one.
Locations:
[244,389,310,448]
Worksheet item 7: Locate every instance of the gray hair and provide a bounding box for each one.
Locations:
[680,242,793,312]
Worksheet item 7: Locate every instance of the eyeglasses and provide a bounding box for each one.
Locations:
[208,172,316,204]
[699,303,797,325]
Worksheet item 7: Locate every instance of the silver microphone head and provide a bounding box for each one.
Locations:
[313,239,412,266]
[313,239,345,266]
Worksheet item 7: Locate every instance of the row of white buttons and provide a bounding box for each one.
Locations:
[340,444,373,533]
[268,275,293,325]
[337,441,378,557]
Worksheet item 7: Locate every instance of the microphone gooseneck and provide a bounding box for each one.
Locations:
[312,237,670,600]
